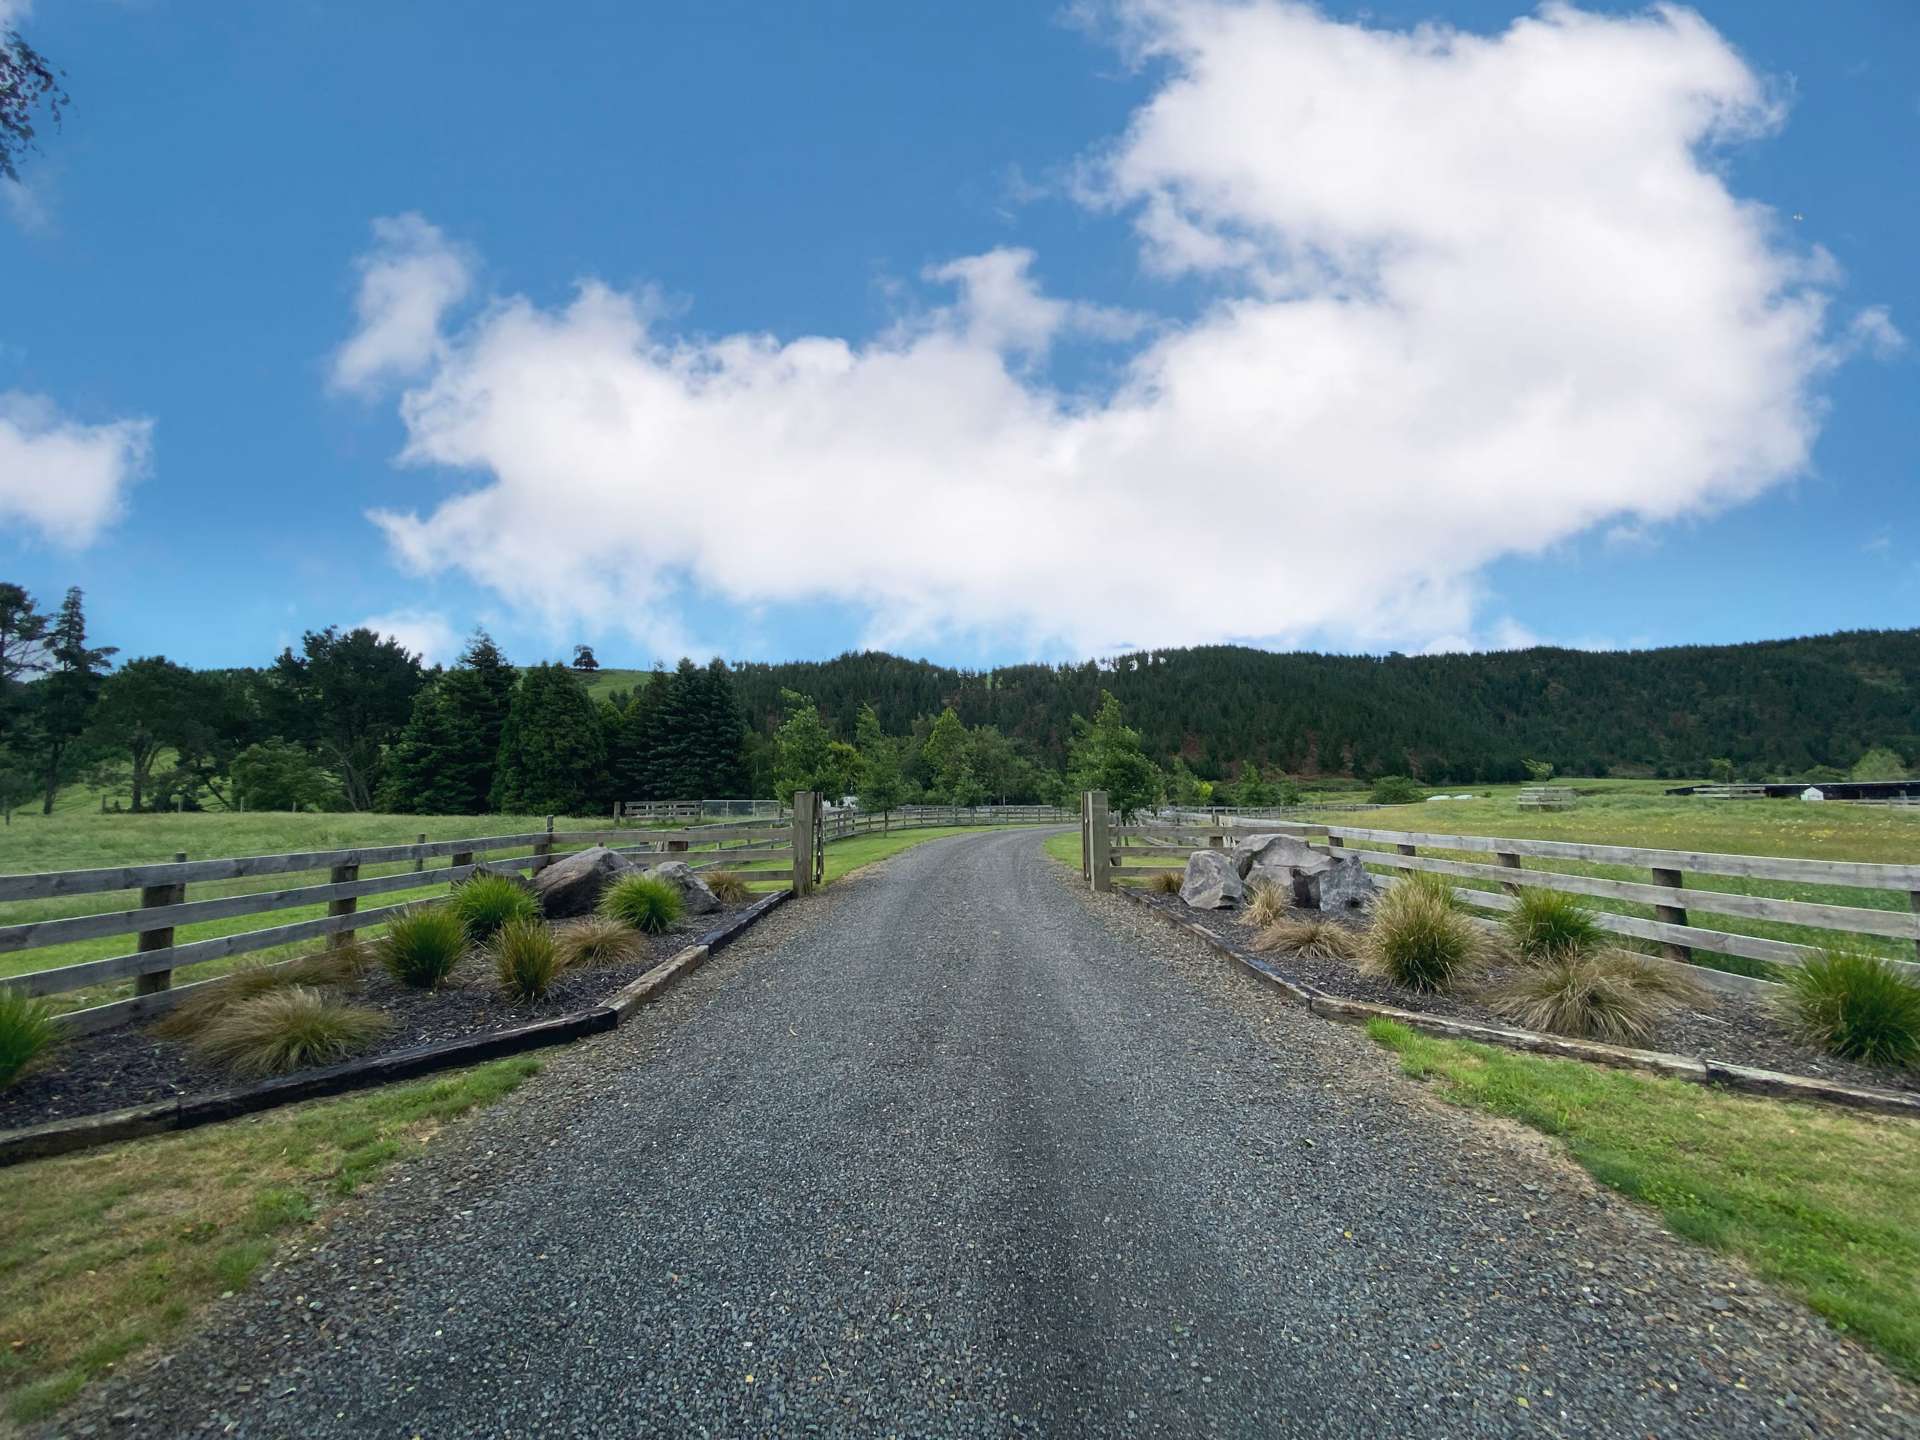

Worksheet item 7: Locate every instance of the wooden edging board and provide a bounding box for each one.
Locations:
[0,889,792,1168]
[1113,888,1920,1120]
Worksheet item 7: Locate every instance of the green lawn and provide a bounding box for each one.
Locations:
[1367,1019,1920,1381]
[0,1056,541,1426]
[821,825,1028,884]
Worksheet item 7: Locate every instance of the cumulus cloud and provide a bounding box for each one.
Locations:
[352,1,1872,655]
[330,214,473,395]
[0,392,151,546]
[354,608,459,666]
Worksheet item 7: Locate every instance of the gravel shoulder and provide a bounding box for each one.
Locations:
[49,829,1919,1438]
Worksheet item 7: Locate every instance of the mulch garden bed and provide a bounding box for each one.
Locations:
[1139,892,1920,1097]
[0,906,746,1133]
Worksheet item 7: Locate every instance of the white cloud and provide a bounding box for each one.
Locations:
[352,1,1872,656]
[0,2,33,30]
[329,214,473,395]
[354,608,459,666]
[0,391,151,546]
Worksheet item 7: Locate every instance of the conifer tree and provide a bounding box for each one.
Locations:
[379,630,517,813]
[854,702,907,826]
[491,663,607,815]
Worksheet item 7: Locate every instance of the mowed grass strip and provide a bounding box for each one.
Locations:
[1366,1018,1920,1381]
[0,1056,541,1426]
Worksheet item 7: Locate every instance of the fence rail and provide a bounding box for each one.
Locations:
[1080,793,1920,981]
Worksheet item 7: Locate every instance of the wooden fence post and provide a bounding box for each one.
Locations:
[791,791,817,897]
[1651,865,1691,964]
[1088,791,1112,893]
[1080,793,1092,880]
[451,848,474,879]
[134,851,188,996]
[414,833,427,874]
[532,815,555,875]
[328,862,360,950]
[1911,889,1920,964]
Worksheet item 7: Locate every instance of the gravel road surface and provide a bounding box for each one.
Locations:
[60,828,1917,1438]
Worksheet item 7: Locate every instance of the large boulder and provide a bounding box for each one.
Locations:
[1179,849,1244,910]
[1232,833,1323,880]
[456,859,536,894]
[1294,854,1376,913]
[646,860,722,916]
[530,845,643,918]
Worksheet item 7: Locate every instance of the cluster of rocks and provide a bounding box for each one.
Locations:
[466,845,722,920]
[1178,833,1376,914]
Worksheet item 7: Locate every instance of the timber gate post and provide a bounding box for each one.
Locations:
[1087,792,1112,893]
[791,791,819,897]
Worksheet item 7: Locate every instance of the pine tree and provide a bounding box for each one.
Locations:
[695,658,748,796]
[379,630,517,813]
[35,587,116,814]
[490,663,607,815]
[610,666,670,800]
[1066,691,1160,821]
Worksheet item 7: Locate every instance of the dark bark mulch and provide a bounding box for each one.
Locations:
[0,909,742,1132]
[1143,893,1920,1097]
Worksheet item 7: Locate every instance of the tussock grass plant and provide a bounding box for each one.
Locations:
[1361,872,1486,993]
[1484,950,1703,1044]
[1503,888,1606,961]
[150,947,368,1039]
[190,987,391,1078]
[1781,946,1920,1068]
[600,874,683,935]
[378,905,467,989]
[1146,870,1183,895]
[0,989,58,1088]
[703,870,751,905]
[1257,914,1362,962]
[1243,881,1290,927]
[554,915,645,971]
[491,918,561,1004]
[450,872,540,944]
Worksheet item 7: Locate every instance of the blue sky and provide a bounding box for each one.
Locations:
[0,0,1914,671]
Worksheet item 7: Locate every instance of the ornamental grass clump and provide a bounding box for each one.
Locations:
[1484,950,1702,1045]
[450,872,540,944]
[554,915,645,971]
[190,986,391,1078]
[491,917,561,1004]
[1146,870,1183,895]
[1781,946,1920,1068]
[150,946,369,1039]
[379,905,467,989]
[704,870,751,905]
[1257,914,1362,962]
[0,989,58,1089]
[1361,871,1485,993]
[1503,888,1606,961]
[1243,881,1290,927]
[600,874,683,935]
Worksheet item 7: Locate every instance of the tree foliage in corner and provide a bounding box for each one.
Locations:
[1,25,67,184]
[491,663,606,814]
[1066,691,1159,821]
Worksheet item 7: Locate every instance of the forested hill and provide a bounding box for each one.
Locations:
[731,629,1920,784]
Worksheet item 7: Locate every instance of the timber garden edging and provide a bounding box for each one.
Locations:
[1113,885,1920,1119]
[0,890,791,1168]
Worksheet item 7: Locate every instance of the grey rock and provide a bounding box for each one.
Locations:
[646,860,722,916]
[455,860,536,894]
[529,846,642,918]
[1294,853,1376,913]
[1179,849,1244,909]
[1232,832,1324,880]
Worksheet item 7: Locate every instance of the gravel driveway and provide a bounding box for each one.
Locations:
[60,828,1917,1438]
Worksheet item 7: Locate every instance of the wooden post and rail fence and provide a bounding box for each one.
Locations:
[0,799,1074,1038]
[1080,792,1920,984]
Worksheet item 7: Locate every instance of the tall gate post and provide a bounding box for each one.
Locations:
[791,791,819,897]
[1088,791,1112,893]
[1080,792,1092,881]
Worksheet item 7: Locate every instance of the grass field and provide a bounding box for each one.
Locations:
[0,1056,541,1426]
[1367,1019,1920,1382]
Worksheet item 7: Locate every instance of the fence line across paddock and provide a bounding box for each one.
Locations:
[0,800,1075,1036]
[1079,792,1920,982]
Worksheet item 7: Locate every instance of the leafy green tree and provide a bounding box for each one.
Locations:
[0,582,48,750]
[1369,774,1423,804]
[230,740,337,811]
[1066,691,1159,821]
[1850,746,1909,782]
[1164,756,1204,807]
[854,703,907,825]
[1522,758,1555,782]
[571,644,599,672]
[1275,776,1303,807]
[379,630,518,813]
[772,690,846,801]
[88,656,203,811]
[33,587,115,814]
[1236,766,1279,807]
[271,627,424,811]
[491,663,607,815]
[0,754,32,823]
[1706,758,1735,783]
